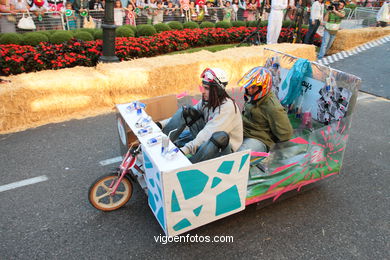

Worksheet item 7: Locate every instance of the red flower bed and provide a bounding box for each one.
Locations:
[0,27,321,76]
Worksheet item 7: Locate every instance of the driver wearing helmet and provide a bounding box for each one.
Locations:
[237,67,293,174]
[160,68,243,163]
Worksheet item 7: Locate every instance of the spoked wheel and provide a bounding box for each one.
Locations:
[88,173,133,211]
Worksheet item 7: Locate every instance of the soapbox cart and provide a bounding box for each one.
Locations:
[88,50,361,236]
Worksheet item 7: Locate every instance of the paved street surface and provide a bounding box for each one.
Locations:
[1,55,389,259]
[330,40,390,99]
[1,96,389,259]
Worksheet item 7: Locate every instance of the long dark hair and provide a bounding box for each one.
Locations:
[203,85,238,114]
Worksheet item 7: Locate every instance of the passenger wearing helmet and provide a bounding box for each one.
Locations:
[238,67,293,174]
[160,68,243,163]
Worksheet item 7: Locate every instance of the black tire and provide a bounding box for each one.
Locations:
[88,173,133,211]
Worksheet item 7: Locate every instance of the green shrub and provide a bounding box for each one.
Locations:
[167,21,183,30]
[183,21,199,29]
[259,20,268,27]
[154,23,171,33]
[94,30,103,40]
[22,32,48,46]
[47,30,60,35]
[246,20,259,27]
[123,24,137,33]
[282,20,293,28]
[215,21,232,29]
[0,33,23,45]
[302,24,309,29]
[199,21,215,28]
[231,20,246,27]
[136,24,157,36]
[38,30,52,38]
[78,28,96,35]
[116,26,136,37]
[73,31,94,41]
[49,31,73,44]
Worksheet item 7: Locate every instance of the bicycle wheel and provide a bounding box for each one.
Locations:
[88,173,133,211]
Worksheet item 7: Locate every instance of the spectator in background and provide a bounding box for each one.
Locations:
[237,0,245,20]
[317,0,345,59]
[195,0,208,16]
[266,0,294,44]
[222,0,234,21]
[47,0,65,30]
[64,1,77,29]
[124,2,136,25]
[246,0,257,21]
[0,0,17,33]
[89,0,104,10]
[232,0,239,20]
[165,0,177,21]
[179,0,190,17]
[12,0,30,13]
[376,0,389,27]
[303,0,324,44]
[30,0,49,30]
[146,0,157,24]
[152,0,164,24]
[120,0,128,10]
[72,0,89,28]
[114,0,125,25]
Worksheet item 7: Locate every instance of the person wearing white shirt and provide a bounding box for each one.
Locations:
[303,0,324,44]
[266,0,294,44]
[376,1,389,27]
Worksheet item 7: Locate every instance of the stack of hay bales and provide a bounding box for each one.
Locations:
[329,27,390,54]
[0,43,315,134]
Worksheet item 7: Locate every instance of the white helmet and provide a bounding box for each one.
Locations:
[201,67,229,89]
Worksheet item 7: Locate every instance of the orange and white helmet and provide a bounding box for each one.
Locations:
[237,67,273,101]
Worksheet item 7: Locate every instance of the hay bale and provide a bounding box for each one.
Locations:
[1,44,315,134]
[329,27,390,54]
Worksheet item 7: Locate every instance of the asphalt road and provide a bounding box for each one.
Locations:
[330,41,390,99]
[1,47,390,258]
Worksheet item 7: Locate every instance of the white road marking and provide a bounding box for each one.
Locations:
[99,156,123,166]
[0,175,48,193]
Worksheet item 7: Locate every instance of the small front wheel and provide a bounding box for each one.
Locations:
[88,173,133,211]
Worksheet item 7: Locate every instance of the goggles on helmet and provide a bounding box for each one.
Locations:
[201,68,224,88]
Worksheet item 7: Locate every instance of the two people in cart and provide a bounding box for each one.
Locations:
[159,66,293,175]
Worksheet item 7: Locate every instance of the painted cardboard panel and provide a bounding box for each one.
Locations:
[161,150,250,236]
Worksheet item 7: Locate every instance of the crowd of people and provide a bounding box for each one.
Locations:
[1,0,389,59]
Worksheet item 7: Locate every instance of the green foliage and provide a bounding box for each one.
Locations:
[282,20,293,28]
[73,31,94,41]
[154,23,171,33]
[302,24,309,29]
[199,21,215,28]
[246,20,259,27]
[123,24,137,33]
[94,30,103,40]
[167,21,183,30]
[215,21,232,29]
[0,33,23,45]
[49,31,73,44]
[38,30,52,38]
[183,21,199,29]
[345,4,357,10]
[259,20,268,27]
[136,24,157,36]
[22,32,48,46]
[231,20,246,27]
[116,26,136,37]
[78,28,96,35]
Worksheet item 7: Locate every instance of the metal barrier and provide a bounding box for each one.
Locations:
[345,6,380,28]
[1,7,271,33]
[0,11,65,33]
